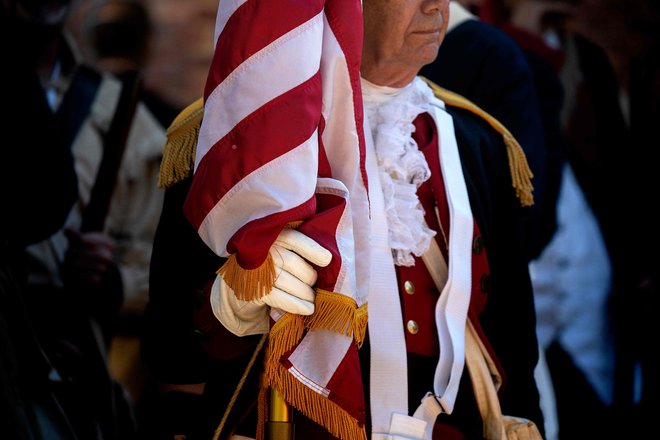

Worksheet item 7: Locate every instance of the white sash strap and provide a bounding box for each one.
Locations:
[406,102,473,439]
[411,393,445,439]
[369,95,473,440]
[389,413,428,439]
[365,111,410,437]
[427,102,473,414]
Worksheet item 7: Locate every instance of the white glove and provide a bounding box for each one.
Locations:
[211,229,332,336]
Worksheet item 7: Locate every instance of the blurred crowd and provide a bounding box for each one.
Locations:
[1,0,657,439]
[452,2,659,439]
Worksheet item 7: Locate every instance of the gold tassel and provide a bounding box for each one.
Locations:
[421,78,535,207]
[264,314,367,440]
[217,253,276,301]
[158,97,204,189]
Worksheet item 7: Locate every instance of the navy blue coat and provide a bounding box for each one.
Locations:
[421,19,555,259]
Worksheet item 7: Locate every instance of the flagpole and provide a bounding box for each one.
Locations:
[266,387,294,440]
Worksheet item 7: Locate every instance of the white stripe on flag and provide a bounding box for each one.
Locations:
[197,12,325,170]
[214,0,249,47]
[198,130,320,257]
[318,14,370,305]
[288,365,331,398]
[287,328,353,390]
[315,178,355,297]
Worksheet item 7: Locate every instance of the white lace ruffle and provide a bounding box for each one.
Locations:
[362,77,437,266]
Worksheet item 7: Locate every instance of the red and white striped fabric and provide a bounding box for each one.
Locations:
[183,1,371,438]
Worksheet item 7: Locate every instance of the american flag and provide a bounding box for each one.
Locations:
[183,1,371,438]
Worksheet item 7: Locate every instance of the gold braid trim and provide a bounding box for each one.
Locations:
[421,78,535,207]
[217,253,276,301]
[262,314,367,440]
[158,97,204,189]
[304,290,368,348]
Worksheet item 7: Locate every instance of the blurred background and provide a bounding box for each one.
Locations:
[68,0,216,117]
[2,0,657,439]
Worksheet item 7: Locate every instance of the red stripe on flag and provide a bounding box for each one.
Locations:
[298,191,346,292]
[317,115,332,178]
[184,72,323,230]
[205,0,326,99]
[326,343,366,425]
[228,196,317,268]
[324,0,369,197]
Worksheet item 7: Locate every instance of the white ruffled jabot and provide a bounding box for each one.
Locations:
[362,77,437,266]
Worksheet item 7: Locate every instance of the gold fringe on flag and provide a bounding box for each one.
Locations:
[158,97,204,189]
[257,314,305,440]
[305,290,358,336]
[262,314,367,440]
[354,303,369,348]
[305,290,369,348]
[267,313,306,357]
[421,78,535,207]
[217,253,276,301]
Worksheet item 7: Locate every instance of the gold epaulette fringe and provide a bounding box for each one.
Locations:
[158,97,204,189]
[260,314,367,440]
[421,78,535,207]
[216,253,276,301]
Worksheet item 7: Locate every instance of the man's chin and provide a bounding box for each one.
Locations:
[419,46,441,69]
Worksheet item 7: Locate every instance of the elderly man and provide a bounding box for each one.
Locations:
[143,0,543,439]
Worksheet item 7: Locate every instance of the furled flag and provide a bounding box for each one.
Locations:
[183,1,372,438]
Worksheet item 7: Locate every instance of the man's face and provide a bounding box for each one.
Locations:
[362,0,449,87]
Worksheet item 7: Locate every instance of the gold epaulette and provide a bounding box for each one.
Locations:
[421,77,534,207]
[158,97,204,189]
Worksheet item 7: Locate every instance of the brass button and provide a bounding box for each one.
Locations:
[407,320,419,335]
[404,280,415,295]
[473,235,484,254]
[480,274,491,293]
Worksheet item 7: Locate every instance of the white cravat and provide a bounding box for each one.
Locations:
[361,77,437,267]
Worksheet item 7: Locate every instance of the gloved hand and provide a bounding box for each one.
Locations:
[211,228,332,336]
